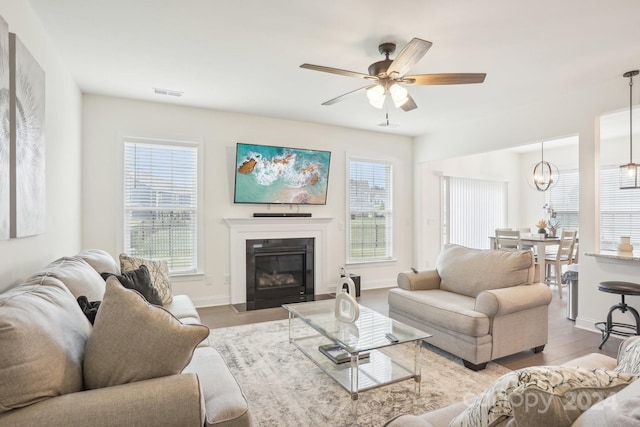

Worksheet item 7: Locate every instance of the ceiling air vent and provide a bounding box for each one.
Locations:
[153,87,183,97]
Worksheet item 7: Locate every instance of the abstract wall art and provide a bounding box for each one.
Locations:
[0,15,9,240]
[9,32,45,238]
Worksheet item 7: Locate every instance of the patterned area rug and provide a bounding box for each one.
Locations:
[209,319,510,427]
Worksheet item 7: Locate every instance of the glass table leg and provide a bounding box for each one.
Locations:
[414,339,422,397]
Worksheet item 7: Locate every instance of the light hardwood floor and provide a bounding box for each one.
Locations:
[196,286,621,370]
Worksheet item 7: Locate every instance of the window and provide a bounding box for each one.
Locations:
[442,176,507,249]
[600,165,640,250]
[546,168,579,230]
[123,137,199,273]
[347,158,393,262]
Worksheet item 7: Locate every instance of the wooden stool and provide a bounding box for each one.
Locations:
[595,281,640,349]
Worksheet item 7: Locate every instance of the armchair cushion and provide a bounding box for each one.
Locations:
[388,289,489,337]
[437,244,534,298]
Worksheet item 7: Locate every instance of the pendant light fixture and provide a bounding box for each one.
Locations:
[530,141,559,191]
[620,70,639,189]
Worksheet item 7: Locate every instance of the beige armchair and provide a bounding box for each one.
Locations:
[388,244,553,370]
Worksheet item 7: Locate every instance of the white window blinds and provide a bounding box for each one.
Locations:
[442,176,507,249]
[347,158,393,262]
[546,169,580,230]
[124,139,199,273]
[600,165,640,250]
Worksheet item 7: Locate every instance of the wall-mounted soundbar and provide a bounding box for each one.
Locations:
[253,213,312,218]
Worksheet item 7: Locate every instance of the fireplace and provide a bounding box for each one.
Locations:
[245,237,315,310]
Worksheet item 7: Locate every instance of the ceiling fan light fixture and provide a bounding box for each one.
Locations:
[367,84,385,109]
[389,83,409,107]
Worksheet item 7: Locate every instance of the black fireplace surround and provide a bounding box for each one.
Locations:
[245,237,314,310]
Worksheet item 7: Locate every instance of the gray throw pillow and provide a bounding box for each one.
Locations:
[83,277,209,389]
[120,253,173,305]
[100,264,162,305]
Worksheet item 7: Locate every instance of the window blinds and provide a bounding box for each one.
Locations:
[124,140,198,273]
[546,169,580,230]
[442,176,507,249]
[347,158,393,261]
[600,165,640,250]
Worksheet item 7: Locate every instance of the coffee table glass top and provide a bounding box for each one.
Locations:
[283,299,430,354]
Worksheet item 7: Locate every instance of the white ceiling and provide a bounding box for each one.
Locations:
[27,0,640,137]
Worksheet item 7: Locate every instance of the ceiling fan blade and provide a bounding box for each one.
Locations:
[403,73,487,85]
[400,94,417,112]
[300,63,375,80]
[321,85,376,106]
[386,38,432,78]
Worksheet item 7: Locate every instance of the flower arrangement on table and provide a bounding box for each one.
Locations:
[547,219,560,237]
[535,219,548,235]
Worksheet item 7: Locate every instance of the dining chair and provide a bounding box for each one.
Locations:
[572,243,579,264]
[494,229,522,250]
[544,230,577,299]
[517,227,535,251]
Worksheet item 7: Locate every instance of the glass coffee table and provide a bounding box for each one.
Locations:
[283,299,431,402]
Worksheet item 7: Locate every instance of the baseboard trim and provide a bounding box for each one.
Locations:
[191,295,230,308]
[327,279,394,293]
[192,281,394,308]
[576,314,636,340]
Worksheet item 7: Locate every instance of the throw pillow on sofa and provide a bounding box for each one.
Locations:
[448,366,636,427]
[100,264,163,305]
[615,336,640,375]
[83,277,208,389]
[0,277,92,413]
[120,253,173,304]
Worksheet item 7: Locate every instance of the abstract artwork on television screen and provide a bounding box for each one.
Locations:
[234,143,331,205]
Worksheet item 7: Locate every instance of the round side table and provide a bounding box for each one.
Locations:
[595,281,640,349]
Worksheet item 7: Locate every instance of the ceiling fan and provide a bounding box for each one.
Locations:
[300,38,486,112]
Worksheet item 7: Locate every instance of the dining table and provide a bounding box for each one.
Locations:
[488,233,572,284]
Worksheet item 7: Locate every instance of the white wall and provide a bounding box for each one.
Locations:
[416,150,523,268]
[0,1,82,292]
[81,94,414,306]
[415,138,582,269]
[413,73,640,335]
[518,141,579,232]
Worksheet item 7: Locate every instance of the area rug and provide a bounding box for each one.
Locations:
[209,319,510,427]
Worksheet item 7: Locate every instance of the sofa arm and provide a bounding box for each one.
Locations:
[475,283,552,318]
[0,373,205,427]
[397,270,441,291]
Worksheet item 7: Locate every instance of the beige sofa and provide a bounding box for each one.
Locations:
[0,249,251,427]
[386,337,640,426]
[388,244,552,370]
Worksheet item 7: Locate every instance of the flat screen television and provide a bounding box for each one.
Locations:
[234,143,331,205]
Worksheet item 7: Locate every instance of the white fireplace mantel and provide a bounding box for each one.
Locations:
[224,217,332,304]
